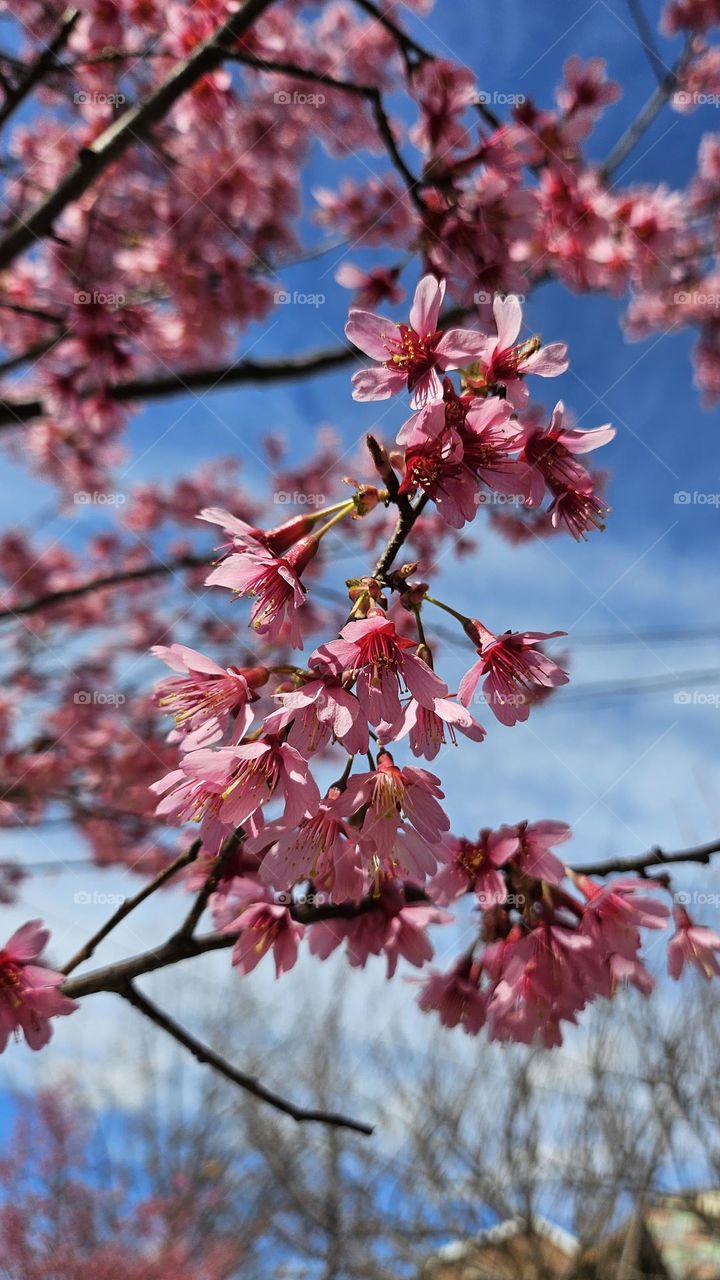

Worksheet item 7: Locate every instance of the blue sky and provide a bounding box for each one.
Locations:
[1,0,720,1172]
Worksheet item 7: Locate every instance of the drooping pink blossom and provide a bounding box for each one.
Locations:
[225,896,305,978]
[205,536,318,650]
[262,677,369,757]
[668,905,720,979]
[152,642,265,750]
[458,622,569,725]
[312,612,446,726]
[519,401,615,508]
[577,875,670,959]
[337,751,451,880]
[309,882,448,977]
[346,274,487,408]
[246,790,367,903]
[0,921,77,1052]
[418,962,488,1033]
[428,827,518,906]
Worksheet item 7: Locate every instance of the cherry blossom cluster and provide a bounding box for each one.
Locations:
[3,1,720,1063]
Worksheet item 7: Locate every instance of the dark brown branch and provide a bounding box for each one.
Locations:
[61,840,201,976]
[0,344,359,430]
[230,51,424,210]
[574,837,720,879]
[0,0,279,270]
[0,7,79,134]
[60,838,720,1000]
[0,552,210,622]
[120,980,373,1135]
[374,493,428,583]
[172,831,241,943]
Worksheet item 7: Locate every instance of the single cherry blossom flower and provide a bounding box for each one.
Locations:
[226,896,305,978]
[246,790,367,903]
[428,828,518,906]
[312,613,446,726]
[206,536,318,650]
[338,752,450,880]
[309,882,448,977]
[519,401,615,508]
[263,677,369,757]
[458,622,569,726]
[378,689,486,761]
[335,263,404,308]
[578,875,670,959]
[498,818,571,885]
[418,962,488,1033]
[668,905,720,979]
[346,274,487,408]
[152,642,265,750]
[0,921,77,1053]
[464,295,568,409]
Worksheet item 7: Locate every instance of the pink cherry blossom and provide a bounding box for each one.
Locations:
[501,819,571,885]
[519,401,615,508]
[205,536,318,650]
[0,921,77,1053]
[312,612,446,726]
[152,643,265,750]
[338,752,451,880]
[418,962,488,1033]
[262,677,369,757]
[578,875,670,959]
[246,790,367,903]
[346,274,487,408]
[378,688,486,761]
[225,897,305,978]
[466,295,568,409]
[428,828,518,906]
[458,622,569,725]
[309,882,447,977]
[668,905,720,979]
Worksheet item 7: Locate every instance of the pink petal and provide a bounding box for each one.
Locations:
[409,274,445,335]
[345,309,392,359]
[493,294,522,349]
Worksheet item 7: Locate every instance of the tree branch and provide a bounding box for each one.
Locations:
[0,0,279,270]
[599,36,693,182]
[119,980,374,1135]
[0,552,210,622]
[0,7,79,134]
[61,840,201,976]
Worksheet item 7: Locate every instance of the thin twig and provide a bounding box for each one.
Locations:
[600,36,693,182]
[120,981,373,1135]
[0,7,79,134]
[0,552,210,622]
[61,840,201,976]
[172,831,241,943]
[0,0,279,270]
[626,0,669,88]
